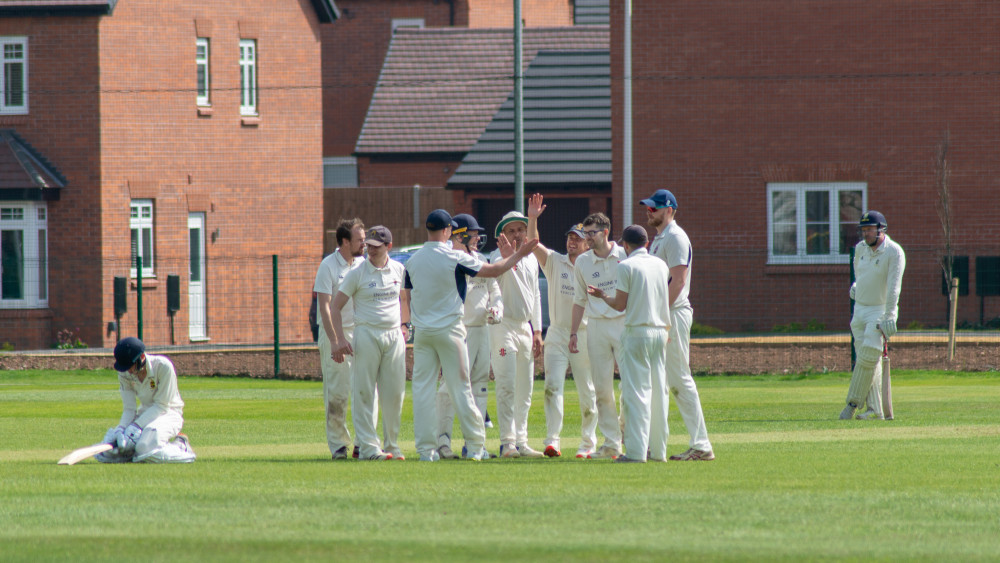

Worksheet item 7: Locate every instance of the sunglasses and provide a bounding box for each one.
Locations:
[646,206,670,213]
[582,229,604,238]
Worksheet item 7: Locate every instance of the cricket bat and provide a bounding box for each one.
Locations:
[57,443,114,465]
[881,338,894,420]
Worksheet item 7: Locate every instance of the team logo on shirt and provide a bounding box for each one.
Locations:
[368,281,377,288]
[592,271,600,278]
[149,378,156,390]
[561,273,569,279]
[499,348,507,357]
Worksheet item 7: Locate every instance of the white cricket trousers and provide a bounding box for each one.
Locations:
[847,304,885,413]
[490,317,535,448]
[619,326,669,462]
[543,326,597,451]
[352,324,406,459]
[436,324,490,447]
[101,411,196,463]
[320,326,353,455]
[412,323,486,459]
[667,306,712,452]
[585,316,624,449]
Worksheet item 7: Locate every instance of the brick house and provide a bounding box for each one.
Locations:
[320,0,610,250]
[608,1,1000,332]
[0,0,339,350]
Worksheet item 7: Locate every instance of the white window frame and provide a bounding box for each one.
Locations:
[196,37,210,106]
[1,37,28,115]
[239,39,257,116]
[130,200,155,278]
[766,182,867,265]
[391,18,425,32]
[0,201,47,308]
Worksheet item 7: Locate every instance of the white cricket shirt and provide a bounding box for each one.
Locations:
[405,241,482,330]
[573,243,627,319]
[650,221,693,309]
[313,250,364,331]
[540,251,587,332]
[338,257,406,330]
[117,354,185,428]
[616,248,672,329]
[488,249,542,329]
[853,234,906,313]
[463,251,503,327]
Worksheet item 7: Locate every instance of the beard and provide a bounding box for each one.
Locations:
[648,215,663,229]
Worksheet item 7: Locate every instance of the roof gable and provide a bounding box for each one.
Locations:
[447,49,610,188]
[0,130,66,195]
[355,26,609,155]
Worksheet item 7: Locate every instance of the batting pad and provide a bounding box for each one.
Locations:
[847,326,883,406]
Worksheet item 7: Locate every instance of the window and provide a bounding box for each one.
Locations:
[196,38,210,106]
[130,200,155,278]
[323,157,359,188]
[0,202,47,308]
[239,39,256,115]
[392,18,425,32]
[767,182,865,264]
[1,37,27,114]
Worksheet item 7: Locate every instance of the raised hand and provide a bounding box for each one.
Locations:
[497,232,517,259]
[528,193,546,218]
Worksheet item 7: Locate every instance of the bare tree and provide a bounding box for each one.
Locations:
[935,130,958,360]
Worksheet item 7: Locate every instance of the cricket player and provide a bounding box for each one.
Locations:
[330,226,409,461]
[314,218,366,460]
[526,193,598,458]
[842,210,906,420]
[489,210,545,458]
[405,209,538,461]
[587,225,671,463]
[95,337,196,463]
[568,212,626,459]
[641,189,714,461]
[435,213,502,459]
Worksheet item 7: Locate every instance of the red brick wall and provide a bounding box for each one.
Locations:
[92,0,325,347]
[611,0,1000,331]
[0,16,102,350]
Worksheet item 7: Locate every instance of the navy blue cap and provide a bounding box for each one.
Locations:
[565,222,586,238]
[452,214,485,235]
[639,189,678,209]
[426,209,459,231]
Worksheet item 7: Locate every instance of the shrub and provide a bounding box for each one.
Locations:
[54,328,88,350]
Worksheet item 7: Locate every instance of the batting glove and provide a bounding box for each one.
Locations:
[881,318,897,339]
[849,283,856,301]
[118,423,142,453]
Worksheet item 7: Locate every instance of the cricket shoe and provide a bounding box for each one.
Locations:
[855,408,884,420]
[331,446,350,461]
[586,446,621,460]
[543,445,561,458]
[575,448,594,459]
[484,412,493,429]
[464,447,490,461]
[437,444,457,459]
[517,445,544,458]
[365,452,394,461]
[352,445,360,459]
[839,403,858,420]
[462,445,496,459]
[174,433,192,452]
[419,450,441,462]
[614,455,645,463]
[500,444,520,458]
[669,448,715,461]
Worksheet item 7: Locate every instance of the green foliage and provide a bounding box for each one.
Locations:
[53,328,88,350]
[3,370,1000,561]
[905,320,925,330]
[772,319,826,333]
[0,342,13,352]
[690,321,724,335]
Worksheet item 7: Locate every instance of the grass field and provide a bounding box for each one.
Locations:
[2,369,999,562]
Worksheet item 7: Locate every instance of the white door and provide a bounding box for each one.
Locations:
[188,213,207,340]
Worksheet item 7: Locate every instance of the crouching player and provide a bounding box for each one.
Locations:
[96,337,196,463]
